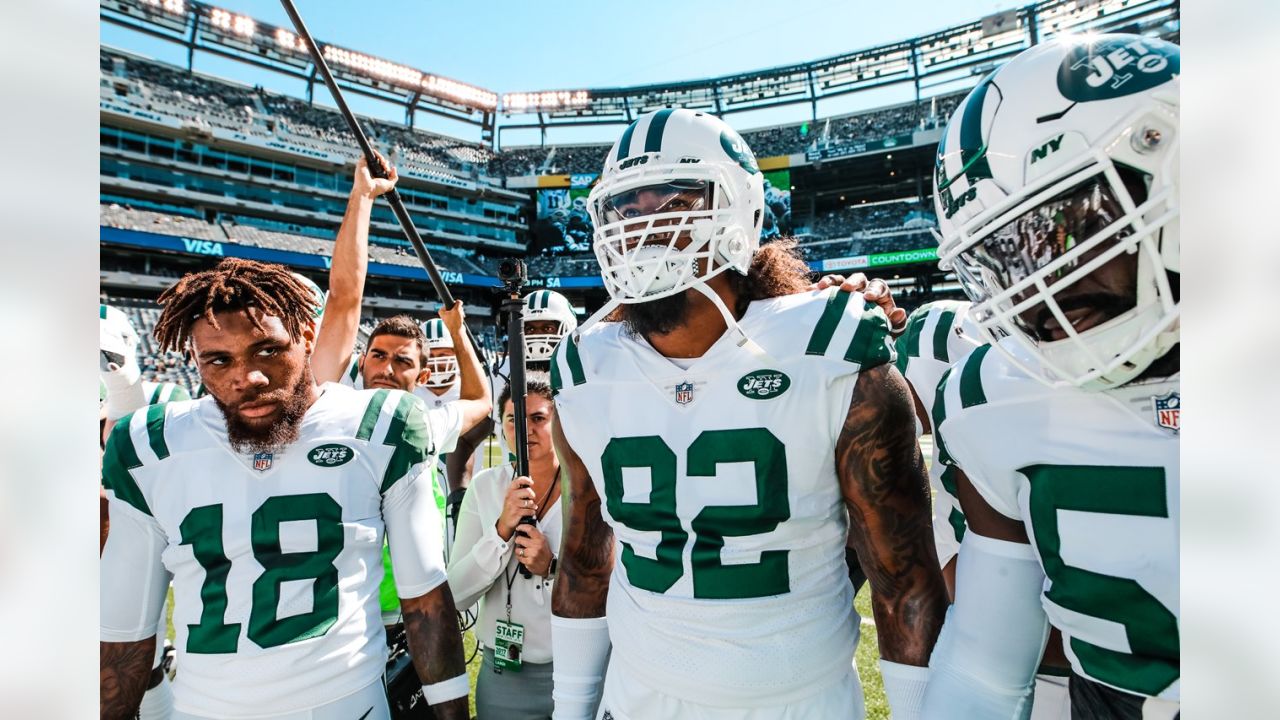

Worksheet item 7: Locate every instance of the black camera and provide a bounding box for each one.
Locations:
[497,259,526,291]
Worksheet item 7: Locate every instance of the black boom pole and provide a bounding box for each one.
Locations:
[279,0,484,355]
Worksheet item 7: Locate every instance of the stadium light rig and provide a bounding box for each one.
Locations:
[208,7,255,37]
[501,90,592,113]
[139,0,185,13]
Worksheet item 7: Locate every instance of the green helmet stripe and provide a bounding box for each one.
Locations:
[644,108,676,154]
[540,291,551,310]
[527,293,537,311]
[616,119,639,162]
[938,77,996,193]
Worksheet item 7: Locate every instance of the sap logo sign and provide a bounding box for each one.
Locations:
[618,156,648,170]
[441,271,464,284]
[183,239,224,256]
[545,277,561,288]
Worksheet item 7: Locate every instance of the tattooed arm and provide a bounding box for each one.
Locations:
[836,363,948,665]
[548,414,614,719]
[100,638,154,719]
[400,586,469,720]
[550,414,614,618]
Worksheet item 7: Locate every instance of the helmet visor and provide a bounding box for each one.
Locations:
[595,180,714,225]
[956,176,1138,341]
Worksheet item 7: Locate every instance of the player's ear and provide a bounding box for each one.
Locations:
[301,320,317,355]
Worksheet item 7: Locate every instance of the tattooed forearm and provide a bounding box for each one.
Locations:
[400,586,469,720]
[837,363,948,665]
[551,416,615,618]
[100,638,154,720]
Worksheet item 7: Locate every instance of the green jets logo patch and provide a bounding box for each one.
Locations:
[308,443,355,467]
[720,129,760,175]
[737,370,790,400]
[1057,36,1179,103]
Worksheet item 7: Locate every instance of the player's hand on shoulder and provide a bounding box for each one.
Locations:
[497,475,536,541]
[513,524,553,577]
[352,150,398,200]
[812,272,907,335]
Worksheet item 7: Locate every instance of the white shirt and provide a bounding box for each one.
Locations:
[447,463,562,664]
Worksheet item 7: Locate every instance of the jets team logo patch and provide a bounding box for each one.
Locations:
[737,369,791,400]
[1153,391,1180,432]
[1057,36,1179,103]
[253,452,273,472]
[674,381,695,405]
[308,443,355,467]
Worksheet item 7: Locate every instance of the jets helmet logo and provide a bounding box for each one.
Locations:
[1057,36,1180,103]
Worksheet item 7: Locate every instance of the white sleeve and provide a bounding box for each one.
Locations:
[551,615,610,720]
[446,472,514,611]
[426,402,463,456]
[921,531,1049,720]
[100,497,171,642]
[383,463,448,599]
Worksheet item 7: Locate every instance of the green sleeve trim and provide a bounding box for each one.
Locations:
[347,356,361,383]
[144,403,170,461]
[148,384,164,404]
[100,304,108,319]
[932,368,954,466]
[959,344,993,409]
[932,308,958,363]
[843,301,896,369]
[380,393,433,494]
[939,464,959,497]
[549,343,564,394]
[356,389,389,441]
[805,288,851,356]
[948,507,968,543]
[102,413,152,516]
[563,336,586,387]
[894,309,928,373]
[168,384,191,402]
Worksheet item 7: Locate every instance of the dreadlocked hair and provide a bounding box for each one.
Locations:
[154,258,317,353]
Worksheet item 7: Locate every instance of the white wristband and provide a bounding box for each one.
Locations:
[104,374,148,422]
[422,673,469,704]
[551,614,611,720]
[880,659,929,720]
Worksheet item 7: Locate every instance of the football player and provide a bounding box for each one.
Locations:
[548,108,947,719]
[895,300,1072,718]
[100,259,486,720]
[99,302,191,720]
[919,35,1180,719]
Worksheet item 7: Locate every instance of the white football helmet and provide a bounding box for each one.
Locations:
[99,303,140,371]
[587,108,765,303]
[291,272,327,325]
[419,318,458,388]
[933,34,1179,390]
[521,290,577,362]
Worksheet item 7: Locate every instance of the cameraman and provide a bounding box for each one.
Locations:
[447,374,562,719]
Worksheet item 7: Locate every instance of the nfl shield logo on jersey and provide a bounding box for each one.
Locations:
[253,452,273,471]
[674,381,694,405]
[1153,392,1180,432]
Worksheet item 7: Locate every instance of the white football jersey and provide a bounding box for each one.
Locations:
[100,384,459,717]
[894,300,984,568]
[339,354,364,389]
[934,341,1180,701]
[142,381,192,405]
[551,288,897,707]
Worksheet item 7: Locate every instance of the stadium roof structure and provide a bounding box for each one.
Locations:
[101,0,1178,146]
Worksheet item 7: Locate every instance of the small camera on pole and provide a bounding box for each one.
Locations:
[498,260,537,579]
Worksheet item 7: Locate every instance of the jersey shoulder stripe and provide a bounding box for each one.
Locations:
[550,333,587,393]
[959,344,994,409]
[144,403,170,460]
[379,391,432,494]
[932,366,956,467]
[804,288,852,356]
[843,301,896,369]
[102,411,151,516]
[931,307,959,363]
[356,389,390,441]
[894,307,929,373]
[347,355,361,384]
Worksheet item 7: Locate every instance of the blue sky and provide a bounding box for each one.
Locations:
[101,0,1024,145]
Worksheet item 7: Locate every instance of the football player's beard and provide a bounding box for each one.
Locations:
[216,370,312,455]
[619,288,691,339]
